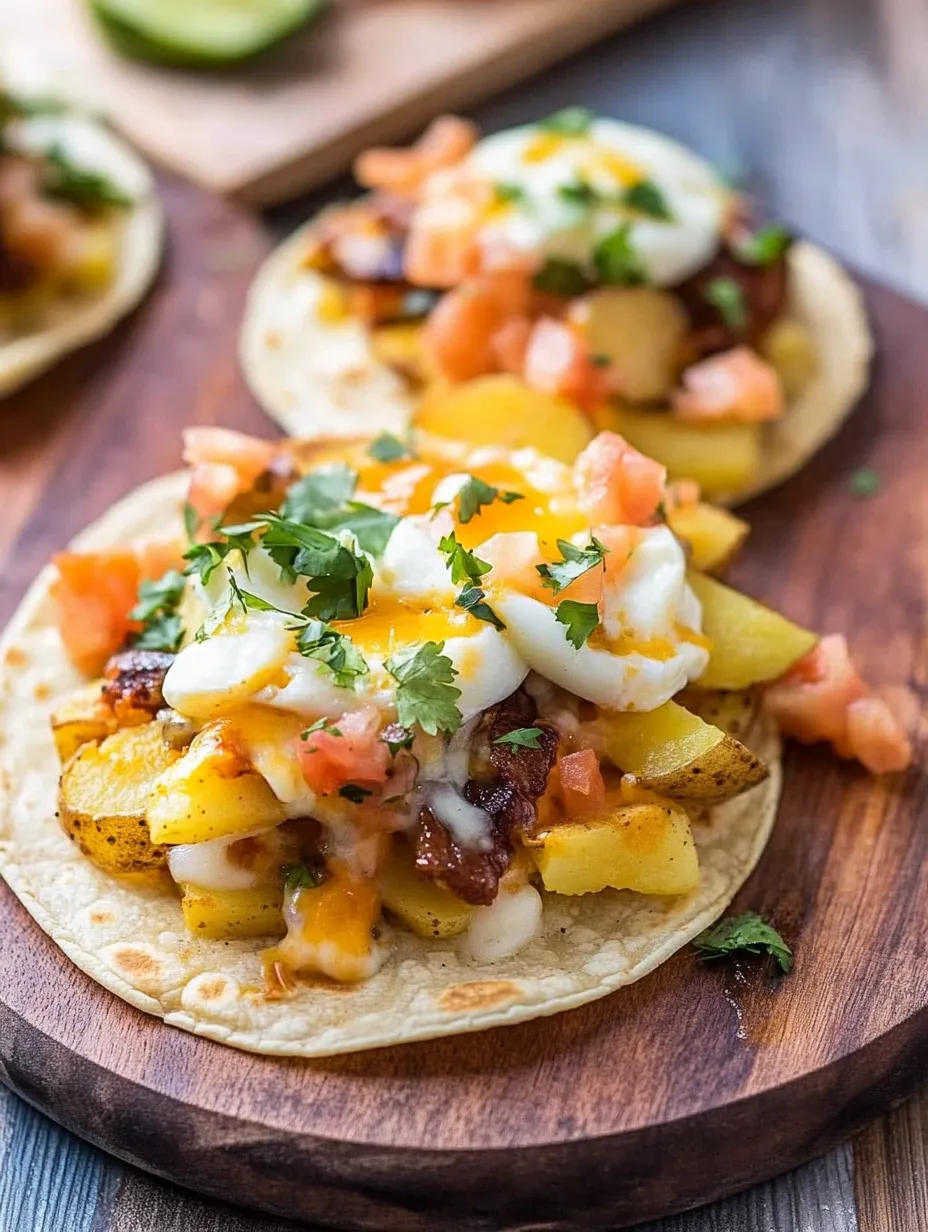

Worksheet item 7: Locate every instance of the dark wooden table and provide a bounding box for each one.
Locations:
[3,0,928,1227]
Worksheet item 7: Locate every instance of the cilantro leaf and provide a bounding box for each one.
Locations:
[281,468,399,556]
[494,182,525,204]
[183,520,257,585]
[731,223,791,267]
[533,256,591,297]
[438,532,492,585]
[455,584,506,631]
[283,862,325,892]
[539,106,595,135]
[536,537,608,595]
[339,783,373,804]
[493,727,543,751]
[381,723,414,755]
[129,569,185,653]
[456,476,523,524]
[294,619,369,688]
[693,911,793,974]
[257,513,373,619]
[558,180,599,207]
[368,433,411,463]
[555,600,600,649]
[183,501,200,543]
[848,468,880,498]
[386,641,462,736]
[703,276,747,331]
[301,717,343,739]
[623,179,673,221]
[42,143,133,211]
[593,223,647,285]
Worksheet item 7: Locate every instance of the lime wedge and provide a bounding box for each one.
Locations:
[89,0,327,68]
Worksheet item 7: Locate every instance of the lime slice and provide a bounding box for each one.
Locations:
[89,0,327,68]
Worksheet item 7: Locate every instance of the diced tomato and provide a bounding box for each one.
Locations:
[355,116,478,198]
[491,315,533,374]
[764,635,912,774]
[422,270,532,381]
[522,318,609,412]
[573,431,667,527]
[557,748,606,817]
[182,428,278,526]
[672,346,784,423]
[296,707,391,797]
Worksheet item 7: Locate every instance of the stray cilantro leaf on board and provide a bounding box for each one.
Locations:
[130,569,185,652]
[693,911,793,974]
[539,106,595,135]
[537,537,608,595]
[593,223,647,285]
[623,179,673,221]
[339,783,373,804]
[386,641,462,736]
[368,433,412,463]
[730,223,791,267]
[438,532,492,586]
[703,276,747,331]
[533,256,591,297]
[493,727,543,751]
[455,584,506,631]
[555,600,600,649]
[848,468,881,498]
[457,476,523,524]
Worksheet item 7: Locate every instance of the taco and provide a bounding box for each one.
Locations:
[241,110,870,504]
[0,427,909,1057]
[0,87,162,397]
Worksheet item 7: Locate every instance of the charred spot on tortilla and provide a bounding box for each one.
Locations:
[438,981,524,1014]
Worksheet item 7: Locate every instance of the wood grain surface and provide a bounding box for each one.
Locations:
[0,0,683,204]
[2,0,928,1228]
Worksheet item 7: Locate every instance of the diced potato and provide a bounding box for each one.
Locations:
[147,719,286,846]
[59,722,178,875]
[51,680,118,764]
[688,571,818,689]
[667,502,749,573]
[606,405,762,498]
[533,800,700,896]
[678,688,760,739]
[414,374,594,464]
[371,322,436,386]
[381,841,475,938]
[180,883,285,940]
[60,222,118,295]
[569,287,687,402]
[761,318,817,399]
[597,700,767,803]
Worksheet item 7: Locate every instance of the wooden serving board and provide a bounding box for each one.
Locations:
[1,0,683,204]
[0,180,927,1231]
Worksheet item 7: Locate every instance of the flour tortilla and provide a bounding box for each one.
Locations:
[240,226,870,505]
[0,474,782,1056]
[0,111,163,398]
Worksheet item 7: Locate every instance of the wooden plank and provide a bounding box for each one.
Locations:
[0,0,683,204]
[854,1086,928,1232]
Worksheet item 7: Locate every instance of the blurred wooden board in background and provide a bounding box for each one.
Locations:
[1,0,683,204]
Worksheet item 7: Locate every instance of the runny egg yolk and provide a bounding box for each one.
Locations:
[331,597,478,656]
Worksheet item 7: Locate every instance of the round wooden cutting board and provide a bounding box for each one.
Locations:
[0,182,925,1231]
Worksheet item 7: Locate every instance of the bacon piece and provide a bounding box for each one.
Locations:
[672,346,784,423]
[764,635,912,774]
[573,430,667,527]
[101,649,174,722]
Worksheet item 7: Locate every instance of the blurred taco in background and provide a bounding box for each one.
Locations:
[0,87,162,397]
[241,109,870,504]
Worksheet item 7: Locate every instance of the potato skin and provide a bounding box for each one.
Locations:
[570,287,688,403]
[180,884,285,940]
[59,722,179,875]
[667,502,749,575]
[51,680,119,764]
[382,841,475,939]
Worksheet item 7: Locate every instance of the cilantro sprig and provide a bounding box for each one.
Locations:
[456,476,523,524]
[537,537,608,595]
[731,224,791,267]
[693,911,793,974]
[494,727,543,751]
[438,532,491,586]
[129,569,185,652]
[301,717,344,739]
[368,433,413,463]
[455,584,506,631]
[593,223,647,285]
[555,600,600,649]
[294,618,369,687]
[539,106,595,135]
[533,257,591,297]
[280,466,399,557]
[42,144,133,212]
[623,179,673,221]
[386,641,462,736]
[703,276,747,332]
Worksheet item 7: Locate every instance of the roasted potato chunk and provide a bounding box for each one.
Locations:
[415,374,594,464]
[570,287,688,402]
[180,883,285,940]
[59,722,179,874]
[147,719,286,846]
[533,800,699,896]
[688,571,818,689]
[667,502,749,574]
[598,700,767,803]
[607,405,762,498]
[371,321,436,387]
[761,318,817,399]
[678,688,760,739]
[51,680,119,764]
[382,840,475,939]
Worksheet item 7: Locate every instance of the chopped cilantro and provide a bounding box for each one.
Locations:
[283,862,324,892]
[494,182,525,204]
[228,578,279,614]
[494,727,543,751]
[693,911,793,974]
[848,468,881,498]
[339,783,373,804]
[381,723,414,755]
[593,223,647,285]
[281,467,399,556]
[536,537,608,595]
[301,717,343,739]
[703,276,747,331]
[455,584,506,631]
[623,179,673,221]
[558,180,599,207]
[555,599,600,649]
[294,619,370,688]
[368,433,411,463]
[129,569,185,652]
[438,532,492,586]
[386,641,462,736]
[456,476,524,524]
[539,106,595,135]
[42,143,133,211]
[731,223,791,267]
[182,501,200,543]
[533,256,591,297]
[256,513,373,619]
[183,521,256,585]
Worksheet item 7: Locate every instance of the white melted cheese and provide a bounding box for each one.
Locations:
[463,884,543,962]
[167,831,265,891]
